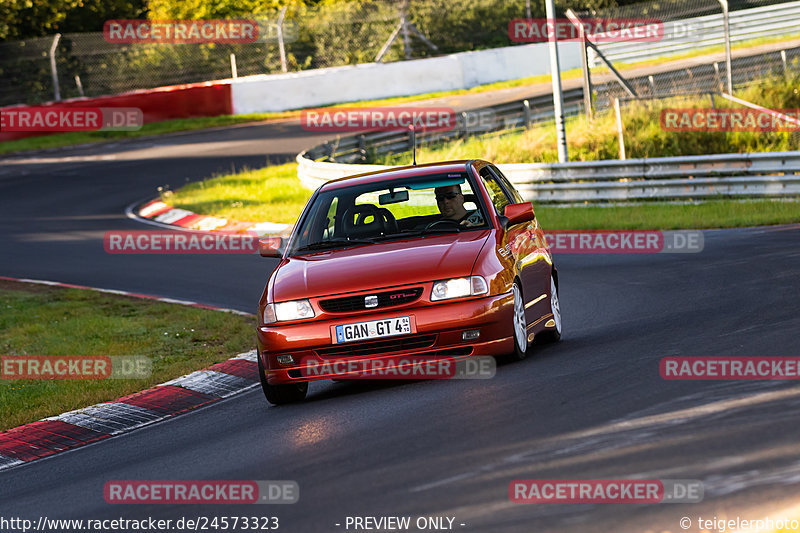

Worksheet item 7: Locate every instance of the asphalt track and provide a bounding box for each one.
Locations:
[2,111,800,533]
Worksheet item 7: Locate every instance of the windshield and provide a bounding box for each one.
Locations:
[288,171,490,255]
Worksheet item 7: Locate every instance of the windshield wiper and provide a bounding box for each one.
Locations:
[294,238,374,252]
[407,225,464,236]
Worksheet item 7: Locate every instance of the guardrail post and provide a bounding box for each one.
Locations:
[648,75,656,96]
[545,0,568,162]
[277,6,288,73]
[781,50,788,79]
[713,62,723,93]
[523,100,531,128]
[49,33,62,101]
[718,0,733,94]
[566,9,593,122]
[614,98,626,160]
[358,135,367,162]
[709,92,716,110]
[230,54,238,79]
[74,75,84,97]
[578,26,593,119]
[327,139,339,162]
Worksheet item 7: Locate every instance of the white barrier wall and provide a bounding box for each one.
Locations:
[231,42,581,114]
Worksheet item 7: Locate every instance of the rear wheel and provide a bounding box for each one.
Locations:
[537,272,562,343]
[509,281,528,361]
[258,353,308,405]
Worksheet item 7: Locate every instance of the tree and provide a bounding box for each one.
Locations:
[0,0,146,41]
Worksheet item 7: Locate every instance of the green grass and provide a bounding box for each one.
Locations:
[535,199,800,230]
[0,280,255,431]
[5,32,799,156]
[163,162,312,225]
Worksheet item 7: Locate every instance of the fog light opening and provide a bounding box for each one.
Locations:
[462,329,480,341]
[276,354,295,365]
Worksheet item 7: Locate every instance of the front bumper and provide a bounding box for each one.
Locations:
[257,292,514,384]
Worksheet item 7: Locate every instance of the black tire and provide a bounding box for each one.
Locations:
[258,353,308,405]
[537,271,562,343]
[508,281,528,361]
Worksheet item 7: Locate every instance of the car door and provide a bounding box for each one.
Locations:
[476,165,532,319]
[486,165,552,330]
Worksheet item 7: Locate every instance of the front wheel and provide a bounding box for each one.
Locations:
[508,281,528,361]
[258,353,308,405]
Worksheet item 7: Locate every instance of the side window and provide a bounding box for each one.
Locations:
[298,195,337,247]
[322,197,338,240]
[489,165,524,204]
[478,166,512,215]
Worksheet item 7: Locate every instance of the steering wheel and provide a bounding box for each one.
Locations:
[378,208,398,233]
[424,218,461,231]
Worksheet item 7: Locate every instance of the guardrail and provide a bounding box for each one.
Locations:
[302,88,585,164]
[501,152,800,202]
[297,151,800,203]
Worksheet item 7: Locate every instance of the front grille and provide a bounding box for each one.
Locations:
[320,287,423,313]
[315,334,437,358]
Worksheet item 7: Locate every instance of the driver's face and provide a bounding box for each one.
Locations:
[435,185,464,219]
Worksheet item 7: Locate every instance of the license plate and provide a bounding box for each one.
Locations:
[333,316,412,344]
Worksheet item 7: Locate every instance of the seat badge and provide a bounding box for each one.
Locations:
[365,295,379,308]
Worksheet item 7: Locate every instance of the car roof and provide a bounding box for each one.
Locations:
[320,160,484,191]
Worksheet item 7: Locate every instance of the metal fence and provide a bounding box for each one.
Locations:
[505,151,800,202]
[587,0,800,66]
[579,0,800,111]
[297,40,800,203]
[302,88,586,164]
[591,44,800,109]
[298,148,800,203]
[2,0,798,108]
[0,0,529,107]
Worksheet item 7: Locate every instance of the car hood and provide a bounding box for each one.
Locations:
[272,230,491,301]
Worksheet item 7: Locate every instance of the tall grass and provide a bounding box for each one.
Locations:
[376,72,800,165]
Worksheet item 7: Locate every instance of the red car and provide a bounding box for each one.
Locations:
[256,160,561,404]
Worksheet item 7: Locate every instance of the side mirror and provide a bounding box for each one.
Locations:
[503,202,535,227]
[259,237,285,258]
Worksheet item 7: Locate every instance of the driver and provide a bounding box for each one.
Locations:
[434,185,484,227]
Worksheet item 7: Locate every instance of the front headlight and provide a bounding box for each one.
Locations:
[263,299,315,323]
[431,276,488,301]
